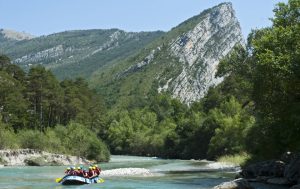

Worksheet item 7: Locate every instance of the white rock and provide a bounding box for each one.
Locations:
[168,3,244,104]
[101,168,153,177]
[0,149,91,166]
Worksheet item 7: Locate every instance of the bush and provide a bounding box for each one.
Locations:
[0,120,19,149]
[18,130,46,150]
[59,122,110,162]
[14,122,110,162]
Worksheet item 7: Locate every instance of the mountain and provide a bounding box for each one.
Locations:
[0,29,164,79]
[0,29,35,41]
[90,2,244,106]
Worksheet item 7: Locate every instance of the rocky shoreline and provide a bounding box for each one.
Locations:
[0,149,92,166]
[213,153,300,189]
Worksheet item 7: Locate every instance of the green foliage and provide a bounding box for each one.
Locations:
[105,95,186,157]
[0,71,29,130]
[0,59,109,161]
[210,0,300,160]
[57,122,109,162]
[244,0,300,159]
[208,97,255,158]
[0,119,19,149]
[18,130,46,149]
[0,55,11,69]
[16,123,110,162]
[26,65,63,130]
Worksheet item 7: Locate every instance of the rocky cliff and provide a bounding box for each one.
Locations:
[168,3,244,103]
[91,2,244,105]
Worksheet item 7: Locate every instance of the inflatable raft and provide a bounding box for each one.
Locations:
[60,175,104,185]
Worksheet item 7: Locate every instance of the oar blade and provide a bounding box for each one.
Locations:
[55,178,62,183]
[97,178,105,183]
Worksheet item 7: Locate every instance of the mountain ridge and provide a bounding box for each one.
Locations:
[90,2,244,105]
[1,2,244,105]
[0,29,164,79]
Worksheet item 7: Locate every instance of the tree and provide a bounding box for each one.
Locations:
[0,55,11,69]
[208,97,255,158]
[26,66,62,130]
[0,71,29,130]
[246,0,300,158]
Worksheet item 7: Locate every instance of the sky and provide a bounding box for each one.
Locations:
[0,0,287,38]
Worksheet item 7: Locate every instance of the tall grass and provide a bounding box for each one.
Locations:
[217,153,250,166]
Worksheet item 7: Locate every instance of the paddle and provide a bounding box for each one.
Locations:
[55,178,62,183]
[97,178,105,183]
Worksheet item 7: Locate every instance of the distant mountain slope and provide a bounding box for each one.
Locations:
[0,29,35,41]
[0,29,164,79]
[90,2,244,106]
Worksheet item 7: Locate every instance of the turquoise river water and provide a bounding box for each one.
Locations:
[0,155,288,189]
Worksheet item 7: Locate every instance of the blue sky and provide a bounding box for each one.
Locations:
[0,0,287,38]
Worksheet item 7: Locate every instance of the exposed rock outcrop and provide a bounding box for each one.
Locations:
[241,160,285,178]
[118,3,244,105]
[0,29,35,41]
[284,154,300,185]
[239,153,300,188]
[0,149,91,166]
[213,178,254,189]
[168,3,244,104]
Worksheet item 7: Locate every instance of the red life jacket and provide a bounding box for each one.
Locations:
[83,170,89,178]
[88,170,94,178]
[77,170,84,177]
[95,167,100,175]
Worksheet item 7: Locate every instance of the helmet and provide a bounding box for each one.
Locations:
[77,167,81,170]
[92,166,96,170]
[71,166,75,170]
[94,165,98,168]
[89,167,92,170]
[67,167,70,170]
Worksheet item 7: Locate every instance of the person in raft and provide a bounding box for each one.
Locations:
[64,165,101,178]
[88,167,97,178]
[94,165,101,175]
[64,167,71,174]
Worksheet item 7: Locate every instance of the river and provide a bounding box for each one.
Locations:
[0,155,288,189]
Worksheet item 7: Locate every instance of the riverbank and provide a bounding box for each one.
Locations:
[0,149,92,166]
[214,153,300,189]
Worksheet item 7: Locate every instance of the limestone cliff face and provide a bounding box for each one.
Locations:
[116,3,244,105]
[168,3,244,104]
[170,3,243,103]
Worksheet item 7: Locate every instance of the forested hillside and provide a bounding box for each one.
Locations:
[0,29,163,79]
[0,56,110,161]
